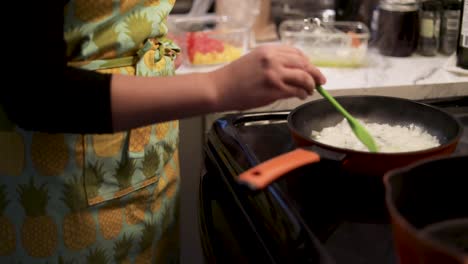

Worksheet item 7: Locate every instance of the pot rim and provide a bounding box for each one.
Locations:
[383,154,468,261]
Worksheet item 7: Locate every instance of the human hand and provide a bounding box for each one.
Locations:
[210,44,326,111]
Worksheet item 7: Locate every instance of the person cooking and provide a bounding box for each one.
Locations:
[0,0,325,263]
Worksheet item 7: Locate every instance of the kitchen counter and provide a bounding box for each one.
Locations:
[177,47,468,130]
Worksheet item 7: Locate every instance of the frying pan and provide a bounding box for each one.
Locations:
[238,95,463,191]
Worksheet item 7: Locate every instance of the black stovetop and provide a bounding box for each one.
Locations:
[202,96,468,264]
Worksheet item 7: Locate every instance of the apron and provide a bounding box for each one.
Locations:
[0,0,181,263]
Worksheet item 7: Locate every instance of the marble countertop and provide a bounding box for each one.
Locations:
[317,50,468,89]
[176,47,468,128]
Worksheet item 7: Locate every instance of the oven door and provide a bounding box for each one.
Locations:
[199,131,336,264]
[199,157,274,263]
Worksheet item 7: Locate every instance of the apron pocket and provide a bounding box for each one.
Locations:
[83,123,178,207]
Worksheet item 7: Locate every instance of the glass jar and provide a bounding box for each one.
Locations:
[440,0,462,55]
[376,0,420,57]
[418,0,442,56]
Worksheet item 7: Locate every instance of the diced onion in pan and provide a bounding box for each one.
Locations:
[311,119,440,153]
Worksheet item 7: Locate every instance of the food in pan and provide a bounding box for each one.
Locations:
[311,118,440,153]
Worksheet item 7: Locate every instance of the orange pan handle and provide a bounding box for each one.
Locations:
[238,148,320,190]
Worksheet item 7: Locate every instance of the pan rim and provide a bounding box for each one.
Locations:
[287,95,464,156]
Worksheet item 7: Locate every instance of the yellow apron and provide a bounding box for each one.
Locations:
[0,0,181,263]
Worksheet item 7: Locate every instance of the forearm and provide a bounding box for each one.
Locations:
[111,44,327,132]
[2,66,222,134]
[111,72,220,131]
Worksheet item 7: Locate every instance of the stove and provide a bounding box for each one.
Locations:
[199,96,468,264]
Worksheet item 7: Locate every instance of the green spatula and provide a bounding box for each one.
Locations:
[316,85,379,152]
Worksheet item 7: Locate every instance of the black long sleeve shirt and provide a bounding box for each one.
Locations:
[0,1,113,134]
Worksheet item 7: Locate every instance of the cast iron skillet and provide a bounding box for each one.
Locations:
[238,95,463,190]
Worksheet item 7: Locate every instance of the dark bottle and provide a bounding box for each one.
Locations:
[456,0,468,69]
[376,0,420,57]
[440,0,462,55]
[418,0,442,56]
[335,0,379,26]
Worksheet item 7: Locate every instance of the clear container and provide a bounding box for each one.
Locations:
[171,15,249,67]
[279,18,370,68]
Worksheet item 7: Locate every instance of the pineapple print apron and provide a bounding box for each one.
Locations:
[0,0,181,263]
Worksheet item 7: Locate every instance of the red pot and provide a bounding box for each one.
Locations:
[384,154,468,264]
